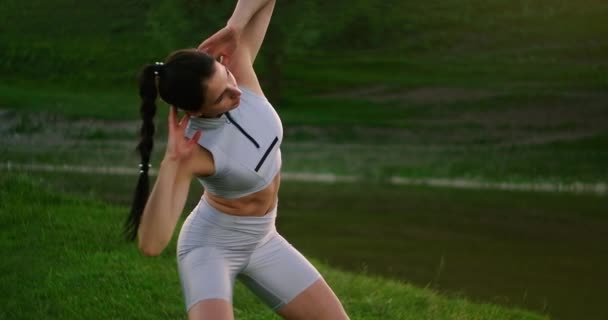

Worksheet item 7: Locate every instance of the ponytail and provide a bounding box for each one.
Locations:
[123,49,216,240]
[124,64,161,241]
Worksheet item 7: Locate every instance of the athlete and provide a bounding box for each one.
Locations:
[125,1,349,319]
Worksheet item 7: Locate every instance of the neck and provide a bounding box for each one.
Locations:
[198,112,224,119]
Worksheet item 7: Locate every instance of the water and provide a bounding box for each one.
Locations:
[276,182,608,320]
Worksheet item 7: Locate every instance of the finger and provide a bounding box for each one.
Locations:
[199,35,215,49]
[168,106,177,132]
[197,43,209,52]
[199,45,220,57]
[178,114,189,129]
[199,46,218,57]
[188,131,202,147]
[199,29,225,47]
[198,36,218,52]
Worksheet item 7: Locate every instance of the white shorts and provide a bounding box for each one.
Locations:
[176,198,321,311]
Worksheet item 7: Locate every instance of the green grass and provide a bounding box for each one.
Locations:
[0,84,139,120]
[2,168,606,320]
[282,53,607,94]
[1,0,606,91]
[0,172,549,319]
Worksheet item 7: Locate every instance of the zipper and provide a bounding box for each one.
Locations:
[225,112,260,148]
[255,136,279,172]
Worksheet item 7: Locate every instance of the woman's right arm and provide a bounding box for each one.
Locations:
[137,158,183,256]
[137,108,210,256]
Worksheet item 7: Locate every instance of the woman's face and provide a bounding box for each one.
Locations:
[190,60,241,118]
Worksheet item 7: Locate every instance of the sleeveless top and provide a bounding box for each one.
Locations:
[184,86,283,199]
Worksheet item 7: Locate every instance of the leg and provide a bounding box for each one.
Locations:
[188,299,233,320]
[277,278,349,320]
[178,246,238,320]
[239,232,349,319]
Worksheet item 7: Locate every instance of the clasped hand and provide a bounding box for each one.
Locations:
[197,25,241,65]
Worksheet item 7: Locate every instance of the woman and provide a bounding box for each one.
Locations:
[124,1,349,319]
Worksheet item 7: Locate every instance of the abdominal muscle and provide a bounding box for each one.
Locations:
[203,172,281,217]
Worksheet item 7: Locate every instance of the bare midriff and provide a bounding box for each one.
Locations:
[204,172,281,217]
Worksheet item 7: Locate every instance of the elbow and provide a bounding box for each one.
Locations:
[138,238,165,257]
[139,245,162,257]
[136,224,172,256]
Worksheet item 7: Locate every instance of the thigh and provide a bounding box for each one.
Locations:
[238,232,322,310]
[177,246,236,311]
[277,278,349,320]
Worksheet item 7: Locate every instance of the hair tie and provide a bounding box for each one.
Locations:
[139,163,152,173]
[153,61,164,76]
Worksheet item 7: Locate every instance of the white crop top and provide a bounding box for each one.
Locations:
[184,86,283,198]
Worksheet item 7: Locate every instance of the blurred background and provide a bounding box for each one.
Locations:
[1,0,607,319]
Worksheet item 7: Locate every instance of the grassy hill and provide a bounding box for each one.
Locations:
[0,172,548,319]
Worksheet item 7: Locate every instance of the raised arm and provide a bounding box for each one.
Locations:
[198,0,275,95]
[226,0,275,63]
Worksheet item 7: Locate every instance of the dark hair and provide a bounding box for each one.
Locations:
[124,49,216,241]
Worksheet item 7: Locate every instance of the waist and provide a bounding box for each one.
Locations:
[177,197,278,256]
[204,172,281,217]
[197,196,278,225]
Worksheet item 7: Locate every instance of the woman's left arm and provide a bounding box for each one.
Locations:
[226,0,275,64]
[198,0,275,94]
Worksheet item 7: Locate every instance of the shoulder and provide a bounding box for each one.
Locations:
[180,141,216,178]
